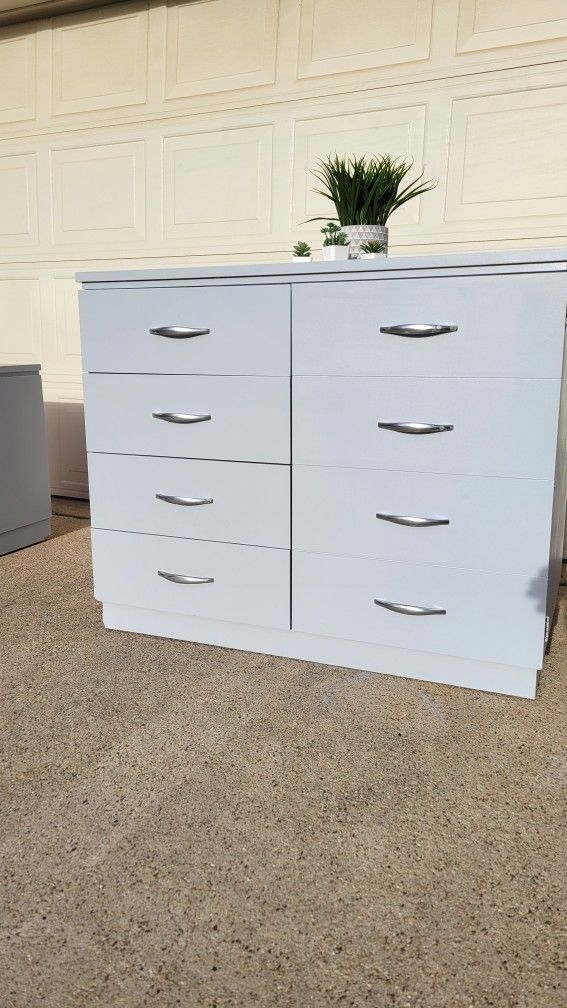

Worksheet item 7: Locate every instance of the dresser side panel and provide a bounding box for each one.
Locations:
[547,304,567,624]
[0,372,51,541]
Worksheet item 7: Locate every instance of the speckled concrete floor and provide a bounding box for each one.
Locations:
[1,517,566,1008]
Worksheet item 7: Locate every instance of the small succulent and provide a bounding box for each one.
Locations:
[321,221,349,247]
[360,240,385,254]
[293,241,311,257]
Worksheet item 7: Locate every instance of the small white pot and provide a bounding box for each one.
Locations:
[292,255,312,262]
[360,252,386,260]
[322,245,350,261]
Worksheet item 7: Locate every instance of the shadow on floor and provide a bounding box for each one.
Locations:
[49,514,90,541]
[51,495,90,520]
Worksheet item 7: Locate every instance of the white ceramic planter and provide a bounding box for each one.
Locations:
[292,256,312,263]
[360,252,386,260]
[343,225,388,258]
[322,246,350,261]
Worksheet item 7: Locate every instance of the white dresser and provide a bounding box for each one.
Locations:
[78,250,567,699]
[0,364,51,556]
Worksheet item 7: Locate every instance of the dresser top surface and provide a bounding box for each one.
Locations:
[77,247,567,285]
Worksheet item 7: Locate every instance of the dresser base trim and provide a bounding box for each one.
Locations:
[102,603,539,699]
[0,518,51,557]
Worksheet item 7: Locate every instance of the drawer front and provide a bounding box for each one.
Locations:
[293,466,553,576]
[80,284,290,376]
[293,377,559,479]
[84,374,290,463]
[89,454,290,548]
[293,273,567,378]
[292,552,546,668]
[92,529,290,629]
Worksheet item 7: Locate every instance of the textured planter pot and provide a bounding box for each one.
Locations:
[292,255,312,262]
[361,252,387,260]
[343,224,388,258]
[322,245,350,261]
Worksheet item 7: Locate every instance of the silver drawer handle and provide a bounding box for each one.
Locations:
[380,324,457,337]
[374,598,446,616]
[376,512,449,527]
[378,421,453,435]
[152,411,211,424]
[150,326,210,339]
[158,570,214,585]
[156,493,213,507]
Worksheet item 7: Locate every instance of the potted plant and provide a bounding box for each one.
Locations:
[292,241,312,262]
[321,222,350,261]
[310,154,436,257]
[360,239,386,260]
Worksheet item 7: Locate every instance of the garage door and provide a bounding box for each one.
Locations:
[0,0,566,554]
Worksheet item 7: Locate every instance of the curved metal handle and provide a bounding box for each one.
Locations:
[376,512,449,527]
[378,422,453,435]
[158,570,214,585]
[156,493,213,507]
[152,411,211,424]
[150,326,210,339]
[380,324,457,337]
[374,598,446,616]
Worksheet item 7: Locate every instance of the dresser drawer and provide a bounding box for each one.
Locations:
[92,529,290,629]
[89,454,290,548]
[293,377,559,479]
[84,374,290,463]
[80,284,290,376]
[293,466,553,576]
[293,273,567,378]
[292,553,546,669]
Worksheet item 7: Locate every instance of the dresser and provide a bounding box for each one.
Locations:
[0,364,51,556]
[78,250,567,699]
